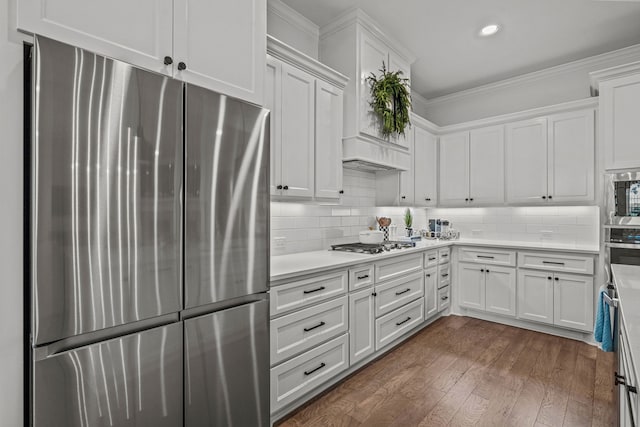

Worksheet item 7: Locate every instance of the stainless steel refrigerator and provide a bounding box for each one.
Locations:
[28,36,270,426]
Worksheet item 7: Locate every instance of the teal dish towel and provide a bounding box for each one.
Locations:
[594,288,613,352]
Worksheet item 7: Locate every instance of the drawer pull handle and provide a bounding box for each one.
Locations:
[304,362,326,376]
[395,288,411,296]
[429,257,436,261]
[303,321,326,332]
[396,316,411,326]
[441,296,449,301]
[441,254,449,258]
[303,286,326,294]
[441,273,449,278]
[477,255,495,259]
[426,274,431,277]
[357,274,370,280]
[542,261,565,266]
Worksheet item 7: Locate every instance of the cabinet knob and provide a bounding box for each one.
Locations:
[555,277,559,281]
[164,56,173,65]
[425,198,431,201]
[481,269,484,272]
[548,195,553,199]
[470,198,474,202]
[283,185,289,190]
[401,196,406,199]
[548,276,552,280]
[372,292,377,297]
[178,62,187,71]
[465,198,469,202]
[276,185,283,190]
[542,196,547,199]
[486,269,490,273]
[339,190,344,194]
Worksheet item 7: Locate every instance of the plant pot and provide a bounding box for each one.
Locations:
[406,227,413,237]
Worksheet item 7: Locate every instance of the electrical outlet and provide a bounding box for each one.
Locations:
[274,237,286,248]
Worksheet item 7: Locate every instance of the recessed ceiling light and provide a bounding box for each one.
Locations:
[479,24,500,37]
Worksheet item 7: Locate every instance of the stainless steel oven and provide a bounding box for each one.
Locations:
[606,171,640,226]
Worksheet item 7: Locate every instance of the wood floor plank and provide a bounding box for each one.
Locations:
[276,317,616,427]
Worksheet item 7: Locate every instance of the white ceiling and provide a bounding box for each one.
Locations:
[280,0,640,99]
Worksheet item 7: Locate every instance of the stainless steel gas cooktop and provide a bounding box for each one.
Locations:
[330,241,416,254]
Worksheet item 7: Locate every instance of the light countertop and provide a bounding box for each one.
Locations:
[611,264,640,378]
[271,238,599,282]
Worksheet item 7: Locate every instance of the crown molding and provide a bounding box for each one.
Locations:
[437,97,599,134]
[267,35,349,89]
[422,43,640,107]
[410,112,439,134]
[589,60,640,95]
[267,0,319,40]
[319,8,416,64]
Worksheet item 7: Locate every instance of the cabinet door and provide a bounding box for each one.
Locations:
[547,110,595,202]
[414,126,438,207]
[469,125,505,204]
[458,263,485,310]
[399,135,415,205]
[265,57,282,196]
[600,73,640,170]
[424,268,438,318]
[553,273,593,332]
[174,0,265,104]
[18,0,173,76]
[506,118,548,203]
[315,80,344,199]
[439,132,469,206]
[484,266,516,317]
[349,288,375,365]
[359,30,389,140]
[280,63,315,197]
[517,270,554,325]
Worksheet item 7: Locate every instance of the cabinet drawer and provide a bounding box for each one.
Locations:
[375,298,424,351]
[271,296,348,365]
[438,248,451,264]
[438,263,451,289]
[424,251,438,268]
[375,271,424,317]
[459,247,516,267]
[376,253,423,282]
[270,333,348,412]
[349,264,374,291]
[438,286,450,312]
[270,270,348,316]
[518,252,593,274]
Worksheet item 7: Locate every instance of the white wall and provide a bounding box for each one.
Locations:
[419,45,640,126]
[267,0,319,59]
[0,0,24,424]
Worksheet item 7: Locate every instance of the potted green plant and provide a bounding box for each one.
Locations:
[404,208,413,237]
[366,62,411,138]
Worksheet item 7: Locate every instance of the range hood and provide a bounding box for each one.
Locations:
[342,135,410,172]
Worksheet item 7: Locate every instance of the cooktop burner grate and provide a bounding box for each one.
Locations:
[330,241,416,254]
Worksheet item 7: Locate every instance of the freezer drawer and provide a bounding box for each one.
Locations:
[184,299,269,427]
[184,85,270,308]
[33,322,183,427]
[31,36,183,345]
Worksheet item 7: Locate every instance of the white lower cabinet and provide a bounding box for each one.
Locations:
[438,286,451,312]
[270,333,349,412]
[424,267,438,318]
[458,262,516,317]
[375,298,425,351]
[517,269,593,331]
[374,272,424,317]
[348,288,375,365]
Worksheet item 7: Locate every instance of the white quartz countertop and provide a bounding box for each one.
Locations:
[611,264,640,378]
[270,238,599,282]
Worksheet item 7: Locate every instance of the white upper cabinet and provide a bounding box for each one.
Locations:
[18,0,174,76]
[398,133,415,206]
[265,57,282,196]
[469,126,505,205]
[599,71,640,170]
[315,80,344,199]
[505,118,548,204]
[439,132,469,206]
[18,0,266,105]
[439,125,504,206]
[506,110,594,204]
[547,110,595,202]
[173,0,265,103]
[279,63,315,198]
[413,125,438,207]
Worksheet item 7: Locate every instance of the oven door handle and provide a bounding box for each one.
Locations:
[605,242,640,249]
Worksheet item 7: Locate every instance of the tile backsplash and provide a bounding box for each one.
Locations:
[270,170,600,255]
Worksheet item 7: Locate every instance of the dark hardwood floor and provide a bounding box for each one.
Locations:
[277,315,616,427]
